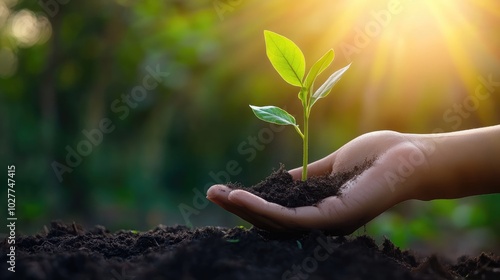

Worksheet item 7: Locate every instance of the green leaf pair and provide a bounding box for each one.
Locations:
[250,30,351,181]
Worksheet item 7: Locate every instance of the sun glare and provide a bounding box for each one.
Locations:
[218,0,499,131]
[300,1,491,127]
[340,0,500,128]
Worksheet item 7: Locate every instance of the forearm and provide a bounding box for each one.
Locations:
[412,125,500,200]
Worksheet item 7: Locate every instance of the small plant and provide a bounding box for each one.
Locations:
[250,30,351,181]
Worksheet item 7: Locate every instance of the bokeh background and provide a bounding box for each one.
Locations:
[1,0,499,258]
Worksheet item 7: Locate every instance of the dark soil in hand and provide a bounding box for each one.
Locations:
[2,221,499,280]
[228,159,375,207]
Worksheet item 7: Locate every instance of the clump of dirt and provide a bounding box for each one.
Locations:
[1,221,499,280]
[228,158,375,207]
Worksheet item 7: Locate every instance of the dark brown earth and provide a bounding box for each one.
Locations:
[228,159,375,207]
[1,221,499,280]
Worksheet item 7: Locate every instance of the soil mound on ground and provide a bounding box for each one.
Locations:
[1,221,499,279]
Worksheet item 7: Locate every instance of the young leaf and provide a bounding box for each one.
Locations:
[249,105,297,126]
[304,49,334,92]
[309,63,351,108]
[298,87,307,107]
[264,30,305,87]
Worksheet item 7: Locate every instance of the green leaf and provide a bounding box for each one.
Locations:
[249,105,297,126]
[310,63,351,108]
[264,30,305,87]
[304,49,334,92]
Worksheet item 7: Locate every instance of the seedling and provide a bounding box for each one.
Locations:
[250,30,351,181]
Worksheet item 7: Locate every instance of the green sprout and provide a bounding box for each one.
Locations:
[250,30,351,181]
[296,240,303,250]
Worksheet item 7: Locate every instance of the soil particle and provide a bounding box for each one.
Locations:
[228,159,375,207]
[1,221,499,280]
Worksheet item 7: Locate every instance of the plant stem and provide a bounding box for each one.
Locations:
[302,108,309,181]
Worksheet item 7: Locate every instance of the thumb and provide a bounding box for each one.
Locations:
[288,153,336,180]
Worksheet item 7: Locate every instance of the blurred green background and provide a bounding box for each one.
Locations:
[1,0,499,257]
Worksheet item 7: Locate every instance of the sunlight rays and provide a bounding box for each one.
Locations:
[219,0,500,130]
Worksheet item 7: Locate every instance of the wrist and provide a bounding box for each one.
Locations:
[394,133,434,201]
[403,133,444,201]
[405,126,500,200]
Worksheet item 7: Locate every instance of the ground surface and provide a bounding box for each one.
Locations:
[1,221,499,280]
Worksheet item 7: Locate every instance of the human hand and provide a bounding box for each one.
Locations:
[207,130,429,235]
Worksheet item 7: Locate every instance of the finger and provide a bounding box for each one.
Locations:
[206,184,232,202]
[207,185,258,221]
[288,153,336,180]
[211,187,357,233]
[207,185,255,220]
[207,185,289,230]
[228,190,332,229]
[209,184,361,233]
